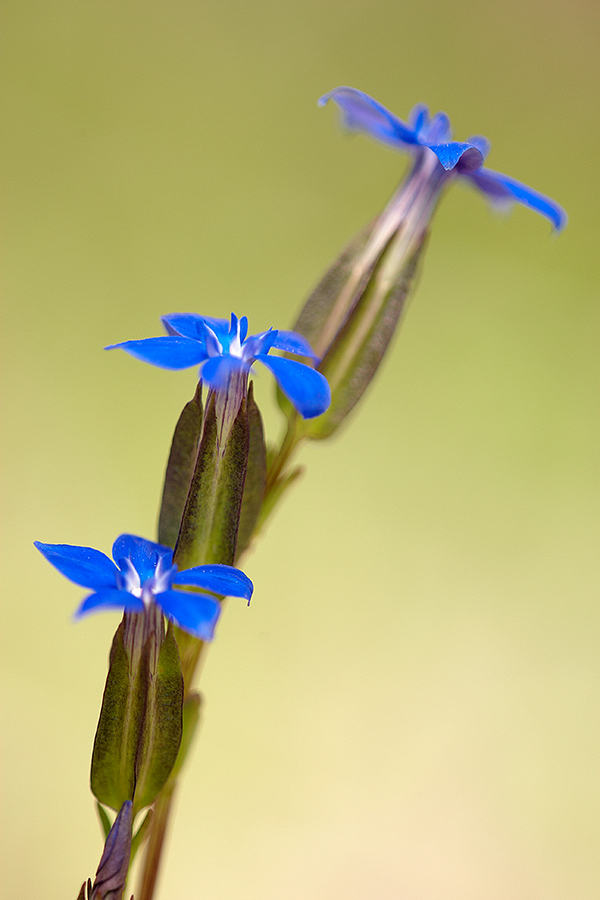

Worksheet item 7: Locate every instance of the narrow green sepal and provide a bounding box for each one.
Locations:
[130,808,153,865]
[174,389,249,569]
[132,624,184,813]
[158,382,203,548]
[96,802,112,840]
[236,382,267,558]
[168,691,202,784]
[304,232,426,439]
[91,616,184,814]
[91,622,144,810]
[291,219,378,361]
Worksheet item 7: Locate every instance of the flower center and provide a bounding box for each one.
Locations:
[228,316,244,359]
[119,557,142,597]
[119,555,176,609]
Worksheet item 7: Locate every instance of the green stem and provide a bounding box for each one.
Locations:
[267,417,300,490]
[135,418,308,900]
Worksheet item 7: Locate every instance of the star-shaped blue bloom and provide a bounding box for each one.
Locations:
[107,313,331,420]
[35,533,254,640]
[319,87,566,232]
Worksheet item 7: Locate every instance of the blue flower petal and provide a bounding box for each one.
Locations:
[74,588,143,618]
[157,589,221,640]
[270,330,320,361]
[112,535,173,583]
[256,354,331,419]
[201,355,247,391]
[201,317,235,340]
[161,313,204,339]
[427,141,485,172]
[464,135,490,160]
[34,541,119,589]
[422,111,452,144]
[173,564,253,601]
[467,167,567,231]
[408,104,430,135]
[196,319,226,357]
[106,337,208,370]
[319,86,419,149]
[242,329,277,360]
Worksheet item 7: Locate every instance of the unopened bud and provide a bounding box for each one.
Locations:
[90,801,133,900]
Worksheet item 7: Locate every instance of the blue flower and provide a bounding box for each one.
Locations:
[319,87,566,232]
[107,313,331,420]
[35,533,254,640]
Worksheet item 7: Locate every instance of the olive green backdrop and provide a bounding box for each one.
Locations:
[2,0,599,897]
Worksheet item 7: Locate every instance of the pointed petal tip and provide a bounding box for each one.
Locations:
[551,205,568,234]
[173,564,254,601]
[104,337,207,370]
[35,541,120,589]
[318,86,344,107]
[469,167,567,233]
[317,86,418,149]
[257,354,331,419]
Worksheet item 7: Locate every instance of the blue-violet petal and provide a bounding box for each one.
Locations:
[112,535,173,583]
[74,589,144,618]
[107,337,207,369]
[468,167,567,231]
[270,330,320,360]
[319,86,419,149]
[256,354,331,419]
[173,564,253,600]
[157,589,221,640]
[428,141,484,172]
[34,541,119,589]
[161,313,204,339]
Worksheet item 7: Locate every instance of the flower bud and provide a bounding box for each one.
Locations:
[90,801,133,900]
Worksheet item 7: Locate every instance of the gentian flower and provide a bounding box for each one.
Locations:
[319,86,566,231]
[107,313,331,421]
[35,533,253,640]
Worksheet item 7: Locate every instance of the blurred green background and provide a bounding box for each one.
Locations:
[2,0,599,897]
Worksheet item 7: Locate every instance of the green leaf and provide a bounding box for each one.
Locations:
[91,622,145,811]
[133,625,184,813]
[158,383,203,549]
[174,389,249,569]
[236,382,267,558]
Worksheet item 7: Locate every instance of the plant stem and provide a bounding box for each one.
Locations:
[135,417,308,900]
[137,780,176,900]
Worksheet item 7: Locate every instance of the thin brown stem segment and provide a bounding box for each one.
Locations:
[137,780,176,900]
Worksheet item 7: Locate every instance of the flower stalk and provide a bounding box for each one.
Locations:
[36,85,566,900]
